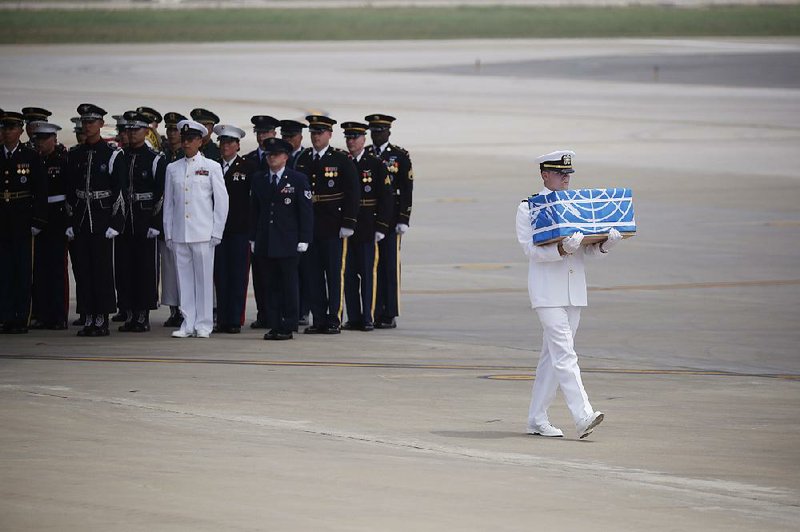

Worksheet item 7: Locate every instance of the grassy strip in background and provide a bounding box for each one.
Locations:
[2,6,800,44]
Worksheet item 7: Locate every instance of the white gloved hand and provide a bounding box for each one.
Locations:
[250,241,255,253]
[396,223,409,235]
[297,242,308,253]
[166,239,174,251]
[561,231,584,254]
[339,227,354,239]
[375,231,385,243]
[146,227,160,239]
[31,227,42,236]
[601,228,623,252]
[105,227,119,239]
[65,226,75,240]
[210,236,222,247]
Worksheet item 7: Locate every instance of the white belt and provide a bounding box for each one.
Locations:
[48,194,66,203]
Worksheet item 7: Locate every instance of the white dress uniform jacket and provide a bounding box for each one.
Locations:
[163,154,229,243]
[516,187,604,308]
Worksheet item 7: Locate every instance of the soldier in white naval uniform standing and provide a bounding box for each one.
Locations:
[163,120,229,338]
[515,150,623,439]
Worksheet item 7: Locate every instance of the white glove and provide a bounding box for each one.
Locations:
[210,236,222,247]
[105,227,119,239]
[375,231,385,243]
[396,223,409,235]
[339,227,354,239]
[250,241,255,253]
[601,228,623,252]
[561,231,584,254]
[297,242,308,253]
[166,239,174,251]
[31,227,42,236]
[65,226,75,240]
[146,227,160,239]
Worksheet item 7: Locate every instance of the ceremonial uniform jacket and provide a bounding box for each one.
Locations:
[352,152,392,244]
[66,140,126,234]
[40,147,70,231]
[366,142,413,227]
[249,168,313,259]
[294,146,359,239]
[201,140,221,162]
[221,155,256,236]
[121,144,167,236]
[243,148,268,172]
[515,187,605,309]
[163,153,229,244]
[0,143,47,234]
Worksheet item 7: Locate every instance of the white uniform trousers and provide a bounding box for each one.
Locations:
[528,306,594,427]
[159,239,180,307]
[174,242,215,335]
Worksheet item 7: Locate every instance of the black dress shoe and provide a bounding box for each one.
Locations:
[374,318,397,329]
[132,322,150,332]
[213,324,225,333]
[322,325,341,334]
[226,326,241,334]
[46,322,68,330]
[164,315,184,327]
[111,312,128,322]
[303,325,323,334]
[77,326,94,337]
[341,321,362,331]
[361,323,374,332]
[250,320,267,329]
[273,331,293,340]
[118,322,137,332]
[72,316,85,326]
[264,329,278,340]
[89,326,110,337]
[29,319,46,330]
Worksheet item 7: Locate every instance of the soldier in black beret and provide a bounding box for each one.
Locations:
[190,108,221,162]
[29,121,70,330]
[112,111,167,333]
[340,122,392,331]
[293,115,360,334]
[65,103,127,337]
[250,137,313,340]
[364,113,414,329]
[0,111,48,333]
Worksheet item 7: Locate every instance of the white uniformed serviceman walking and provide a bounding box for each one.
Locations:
[163,120,229,338]
[515,150,623,439]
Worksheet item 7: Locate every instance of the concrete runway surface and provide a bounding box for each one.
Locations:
[1,38,799,530]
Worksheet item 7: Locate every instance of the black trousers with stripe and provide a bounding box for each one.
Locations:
[303,236,346,328]
[344,240,378,326]
[375,231,400,321]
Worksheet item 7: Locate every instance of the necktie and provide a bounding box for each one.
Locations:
[222,162,229,175]
[313,153,320,162]
[271,174,278,186]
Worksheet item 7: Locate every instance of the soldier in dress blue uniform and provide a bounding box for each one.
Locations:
[294,115,360,334]
[29,121,70,330]
[65,103,127,337]
[160,112,186,327]
[0,111,48,334]
[365,114,414,329]
[114,111,167,332]
[213,124,256,334]
[190,108,221,162]
[340,122,392,332]
[250,137,313,340]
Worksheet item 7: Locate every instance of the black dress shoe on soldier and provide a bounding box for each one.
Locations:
[303,325,323,334]
[46,322,68,330]
[118,322,137,332]
[341,321,361,331]
[226,326,241,334]
[250,320,267,329]
[273,331,293,340]
[374,318,397,329]
[29,319,46,330]
[264,330,278,340]
[361,323,374,331]
[111,312,128,323]
[77,325,94,337]
[72,315,86,326]
[322,325,341,334]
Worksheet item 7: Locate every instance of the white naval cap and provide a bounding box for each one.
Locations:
[213,124,246,141]
[536,149,576,173]
[29,120,62,135]
[177,119,208,138]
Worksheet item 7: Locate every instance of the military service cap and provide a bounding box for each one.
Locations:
[177,119,207,139]
[262,137,293,154]
[365,114,396,130]
[1,111,25,127]
[112,114,128,131]
[136,106,162,124]
[279,119,307,135]
[213,124,246,141]
[536,150,575,174]
[340,121,368,138]
[164,112,187,129]
[306,115,336,132]
[190,108,220,126]
[70,116,83,133]
[30,120,62,136]
[22,107,52,123]
[250,115,280,133]
[77,103,107,121]
[122,111,150,129]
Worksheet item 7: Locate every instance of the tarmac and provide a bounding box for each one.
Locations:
[1,38,799,531]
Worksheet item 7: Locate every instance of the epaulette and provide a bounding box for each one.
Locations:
[330,146,349,155]
[145,146,160,156]
[388,143,409,155]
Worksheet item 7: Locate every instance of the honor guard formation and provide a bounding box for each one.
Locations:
[0,106,414,339]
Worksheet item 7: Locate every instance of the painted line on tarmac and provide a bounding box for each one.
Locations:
[2,354,798,380]
[405,278,800,295]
